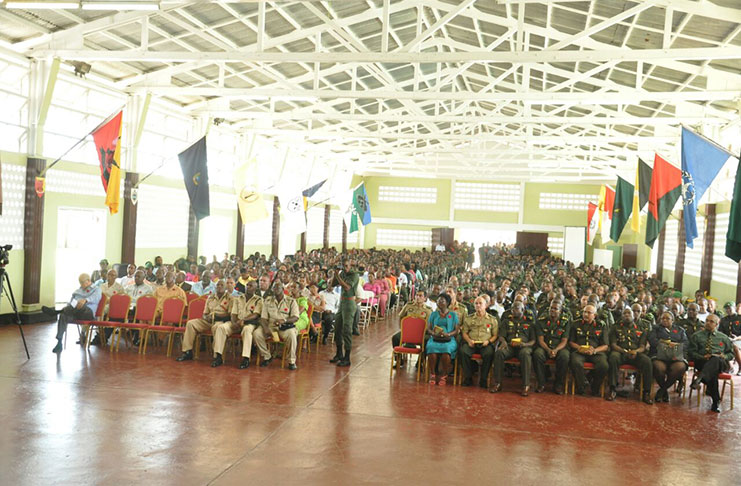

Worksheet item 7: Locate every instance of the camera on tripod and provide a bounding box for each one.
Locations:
[0,244,11,266]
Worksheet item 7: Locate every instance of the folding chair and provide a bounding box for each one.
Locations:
[69,294,107,348]
[142,298,185,356]
[87,294,129,350]
[390,317,427,381]
[114,295,157,353]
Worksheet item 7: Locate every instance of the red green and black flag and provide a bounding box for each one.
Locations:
[610,176,634,242]
[645,153,681,248]
[178,136,210,220]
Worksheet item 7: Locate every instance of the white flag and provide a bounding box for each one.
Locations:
[279,190,306,234]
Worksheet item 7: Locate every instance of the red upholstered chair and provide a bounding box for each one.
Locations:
[390,317,427,381]
[688,368,734,410]
[566,362,606,397]
[87,293,127,349]
[114,295,157,353]
[142,298,185,356]
[70,293,106,348]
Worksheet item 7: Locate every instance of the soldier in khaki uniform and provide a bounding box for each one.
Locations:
[392,290,432,348]
[175,280,231,362]
[460,296,498,388]
[260,281,300,370]
[210,280,263,369]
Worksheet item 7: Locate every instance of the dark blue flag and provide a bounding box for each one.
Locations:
[681,127,732,248]
[178,136,210,220]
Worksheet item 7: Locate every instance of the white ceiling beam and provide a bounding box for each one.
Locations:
[398,0,477,52]
[546,1,656,50]
[32,46,741,63]
[131,86,739,104]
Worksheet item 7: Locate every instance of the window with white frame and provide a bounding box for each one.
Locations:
[548,235,564,256]
[207,127,240,188]
[684,215,705,277]
[43,76,127,165]
[713,213,738,285]
[0,163,25,248]
[135,184,189,248]
[210,191,236,211]
[662,219,679,273]
[329,208,344,243]
[378,185,437,204]
[454,182,520,211]
[377,228,431,248]
[136,103,192,180]
[200,215,232,260]
[243,199,273,248]
[0,58,29,153]
[539,193,596,211]
[306,207,324,245]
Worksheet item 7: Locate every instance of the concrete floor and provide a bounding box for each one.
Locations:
[0,314,738,485]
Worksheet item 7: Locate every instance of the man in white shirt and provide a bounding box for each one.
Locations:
[117,263,137,287]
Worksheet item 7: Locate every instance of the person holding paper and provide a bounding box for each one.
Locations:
[491,301,535,396]
[606,308,654,404]
[425,293,459,386]
[648,311,689,402]
[44,273,102,354]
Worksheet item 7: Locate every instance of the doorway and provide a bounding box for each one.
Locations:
[55,207,107,304]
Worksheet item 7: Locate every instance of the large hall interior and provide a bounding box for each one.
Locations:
[1,0,741,484]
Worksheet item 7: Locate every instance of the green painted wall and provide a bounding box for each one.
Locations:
[0,151,26,313]
[523,183,601,226]
[363,176,451,221]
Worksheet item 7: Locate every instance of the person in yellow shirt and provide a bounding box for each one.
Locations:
[153,271,187,318]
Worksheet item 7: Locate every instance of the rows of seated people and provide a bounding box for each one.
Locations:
[392,244,740,413]
[46,245,475,369]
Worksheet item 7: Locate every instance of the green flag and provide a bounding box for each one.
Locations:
[610,176,634,242]
[348,182,371,233]
[726,156,741,262]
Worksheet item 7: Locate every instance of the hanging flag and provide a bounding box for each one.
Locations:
[638,158,652,210]
[681,126,735,248]
[349,182,371,233]
[611,177,634,242]
[178,136,210,220]
[91,110,123,214]
[302,178,327,210]
[233,159,268,224]
[587,202,599,245]
[279,189,307,234]
[726,154,741,262]
[645,153,682,248]
[598,185,615,241]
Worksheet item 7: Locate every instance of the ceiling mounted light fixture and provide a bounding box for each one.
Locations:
[81,1,159,10]
[6,1,80,8]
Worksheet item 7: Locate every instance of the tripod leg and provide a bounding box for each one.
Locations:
[2,272,30,359]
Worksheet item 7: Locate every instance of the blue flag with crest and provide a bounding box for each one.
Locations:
[681,126,732,248]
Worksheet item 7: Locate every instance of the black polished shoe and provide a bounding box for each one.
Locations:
[352,331,360,336]
[337,359,351,367]
[329,354,343,364]
[488,383,502,393]
[710,401,720,413]
[133,337,141,347]
[606,388,617,401]
[287,363,297,370]
[690,375,702,390]
[52,341,63,354]
[211,354,223,368]
[176,350,193,362]
[654,388,665,402]
[42,306,61,317]
[535,385,545,393]
[239,358,250,369]
[90,335,101,346]
[642,392,654,405]
[259,357,272,367]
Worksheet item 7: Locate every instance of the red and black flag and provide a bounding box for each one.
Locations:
[645,153,681,248]
[91,110,123,214]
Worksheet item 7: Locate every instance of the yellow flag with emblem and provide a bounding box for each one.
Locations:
[233,158,268,223]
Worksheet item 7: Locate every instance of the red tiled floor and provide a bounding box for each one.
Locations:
[0,315,738,485]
